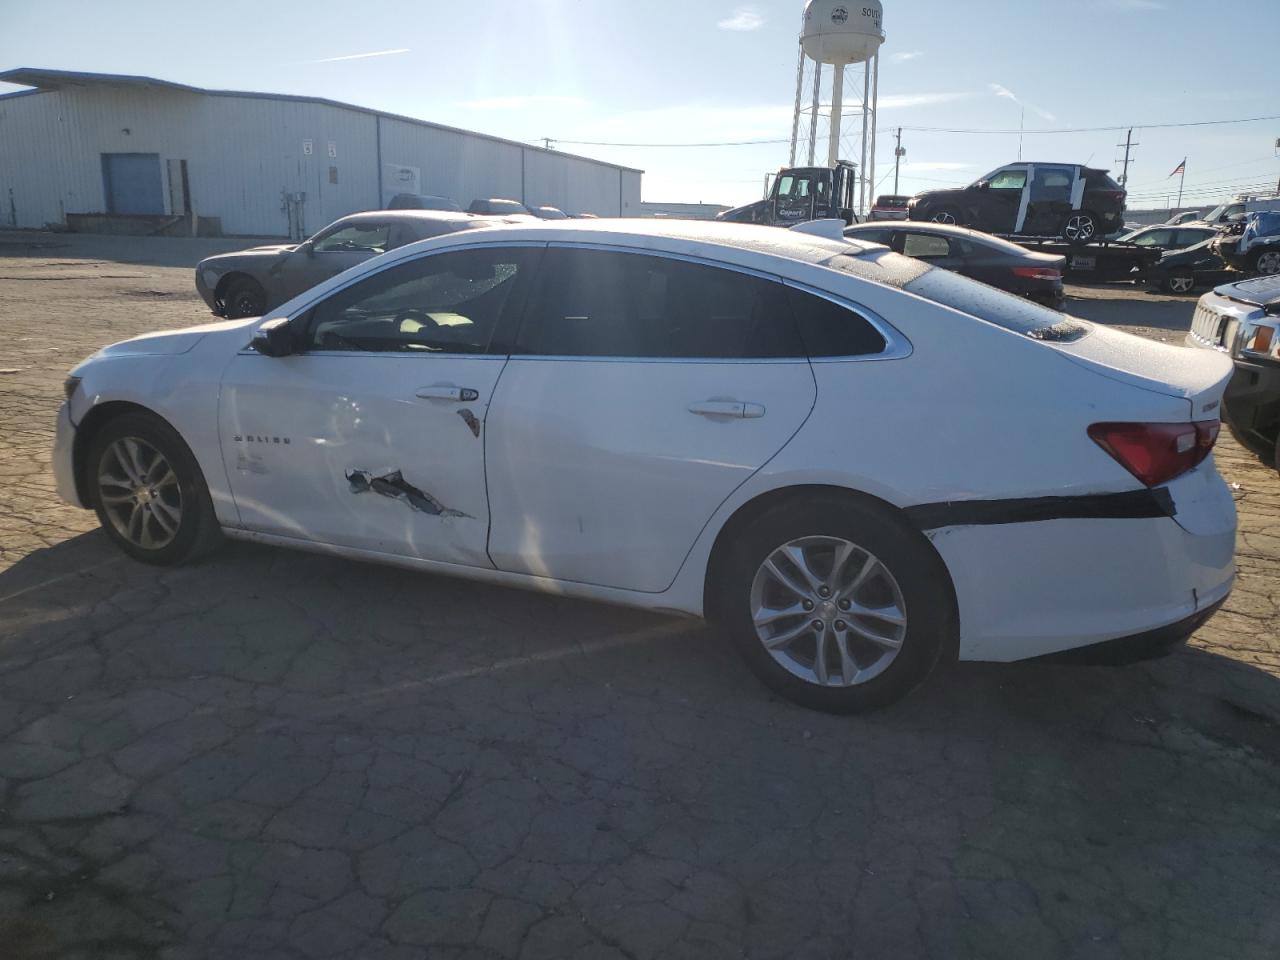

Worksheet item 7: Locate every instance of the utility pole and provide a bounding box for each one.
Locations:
[893,127,905,195]
[1115,127,1139,188]
[542,138,554,151]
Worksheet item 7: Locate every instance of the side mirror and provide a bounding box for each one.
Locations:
[974,181,989,191]
[250,317,295,357]
[300,240,315,258]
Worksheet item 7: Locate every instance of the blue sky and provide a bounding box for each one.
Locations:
[2,0,1278,209]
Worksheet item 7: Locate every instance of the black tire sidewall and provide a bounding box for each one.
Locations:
[88,412,218,565]
[224,279,266,319]
[712,496,953,713]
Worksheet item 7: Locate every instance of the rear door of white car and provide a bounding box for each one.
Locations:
[484,246,823,593]
[219,244,538,567]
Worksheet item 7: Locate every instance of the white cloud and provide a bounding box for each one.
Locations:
[311,48,410,63]
[989,83,1056,122]
[891,51,924,62]
[879,91,973,110]
[718,7,766,31]
[460,95,589,111]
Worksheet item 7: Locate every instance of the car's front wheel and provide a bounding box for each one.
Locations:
[88,412,222,565]
[221,277,267,318]
[929,206,962,226]
[1254,249,1280,276]
[711,495,954,713]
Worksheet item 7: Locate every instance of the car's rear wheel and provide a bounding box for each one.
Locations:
[221,277,267,318]
[88,412,222,565]
[1162,269,1196,294]
[1063,212,1098,244]
[711,496,953,713]
[1254,249,1280,276]
[929,206,961,226]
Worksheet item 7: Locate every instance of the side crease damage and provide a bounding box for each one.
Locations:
[346,469,471,518]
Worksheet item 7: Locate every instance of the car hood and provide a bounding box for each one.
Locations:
[910,188,965,206]
[716,199,768,222]
[88,317,260,360]
[199,244,297,269]
[1213,274,1280,311]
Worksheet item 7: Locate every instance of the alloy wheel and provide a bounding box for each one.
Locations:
[749,536,908,688]
[931,211,957,225]
[1169,274,1195,294]
[1064,215,1096,242]
[1257,251,1280,275]
[97,437,183,549]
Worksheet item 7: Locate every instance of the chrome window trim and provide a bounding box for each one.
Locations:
[506,241,913,364]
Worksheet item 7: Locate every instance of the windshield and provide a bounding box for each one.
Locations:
[1202,203,1228,223]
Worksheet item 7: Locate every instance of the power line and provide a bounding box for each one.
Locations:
[547,112,1280,150]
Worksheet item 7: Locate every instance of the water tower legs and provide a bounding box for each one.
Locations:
[828,66,844,170]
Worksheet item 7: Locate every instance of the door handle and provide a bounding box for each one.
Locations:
[687,400,765,419]
[415,385,479,402]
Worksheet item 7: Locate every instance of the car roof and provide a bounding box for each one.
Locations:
[846,220,1039,256]
[399,217,882,266]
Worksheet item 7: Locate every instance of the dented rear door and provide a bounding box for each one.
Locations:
[218,245,538,567]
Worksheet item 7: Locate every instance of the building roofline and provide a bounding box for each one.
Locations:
[0,67,645,175]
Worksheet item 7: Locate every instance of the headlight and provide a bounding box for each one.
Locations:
[1239,321,1280,359]
[63,376,82,400]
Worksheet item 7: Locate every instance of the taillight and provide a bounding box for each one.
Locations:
[1012,266,1062,281]
[1088,421,1219,487]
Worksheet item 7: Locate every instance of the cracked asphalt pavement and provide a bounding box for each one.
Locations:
[1,231,1278,959]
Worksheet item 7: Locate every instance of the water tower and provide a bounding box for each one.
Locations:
[789,1,885,214]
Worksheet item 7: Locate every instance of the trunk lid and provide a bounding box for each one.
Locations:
[1049,323,1233,420]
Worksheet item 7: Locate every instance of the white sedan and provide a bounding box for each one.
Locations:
[52,220,1237,712]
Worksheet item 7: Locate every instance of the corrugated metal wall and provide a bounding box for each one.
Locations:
[0,84,641,236]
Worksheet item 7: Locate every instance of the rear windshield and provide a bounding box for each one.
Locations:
[825,248,1088,342]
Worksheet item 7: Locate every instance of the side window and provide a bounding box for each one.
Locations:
[901,233,952,259]
[1030,166,1074,202]
[313,222,391,254]
[776,176,794,198]
[787,287,887,358]
[1176,229,1211,247]
[851,228,893,245]
[517,249,804,359]
[1132,229,1173,247]
[988,168,1028,192]
[305,247,528,354]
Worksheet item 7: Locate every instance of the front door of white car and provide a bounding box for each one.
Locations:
[484,246,871,594]
[219,245,537,567]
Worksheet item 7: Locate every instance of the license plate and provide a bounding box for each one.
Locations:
[1070,255,1096,271]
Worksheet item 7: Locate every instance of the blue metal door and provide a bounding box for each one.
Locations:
[102,153,164,214]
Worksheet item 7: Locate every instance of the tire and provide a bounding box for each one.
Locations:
[87,412,222,565]
[709,494,955,714]
[1254,249,1280,276]
[1062,212,1098,244]
[1162,269,1196,295]
[929,206,962,226]
[221,277,267,319]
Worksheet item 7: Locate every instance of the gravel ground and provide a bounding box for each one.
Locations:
[1,231,1277,960]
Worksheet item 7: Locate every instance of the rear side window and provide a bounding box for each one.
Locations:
[787,287,887,358]
[517,249,804,359]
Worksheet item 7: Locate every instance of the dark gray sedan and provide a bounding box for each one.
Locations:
[195,210,499,318]
[846,221,1066,309]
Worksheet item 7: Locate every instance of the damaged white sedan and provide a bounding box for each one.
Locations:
[53,220,1236,712]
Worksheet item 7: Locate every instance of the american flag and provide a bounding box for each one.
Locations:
[1169,159,1186,178]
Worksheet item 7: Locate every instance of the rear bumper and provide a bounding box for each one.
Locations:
[934,466,1235,662]
[1036,598,1225,665]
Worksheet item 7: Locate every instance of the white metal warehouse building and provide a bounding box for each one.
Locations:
[0,68,642,238]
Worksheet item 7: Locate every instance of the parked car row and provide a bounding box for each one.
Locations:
[1145,210,1280,295]
[63,218,1237,713]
